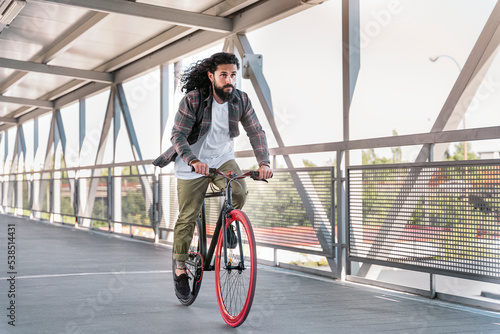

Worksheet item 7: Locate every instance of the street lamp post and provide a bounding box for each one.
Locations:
[429,54,467,160]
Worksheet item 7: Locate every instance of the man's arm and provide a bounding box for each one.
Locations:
[239,92,272,179]
[171,91,201,166]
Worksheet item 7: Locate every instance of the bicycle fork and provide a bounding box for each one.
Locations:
[223,212,246,273]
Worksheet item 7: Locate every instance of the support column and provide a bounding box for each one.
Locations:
[32,119,39,219]
[341,0,360,279]
[77,99,86,226]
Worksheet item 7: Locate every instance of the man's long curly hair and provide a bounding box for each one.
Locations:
[180,52,240,96]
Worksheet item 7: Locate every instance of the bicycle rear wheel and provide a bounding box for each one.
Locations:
[172,216,205,306]
[215,210,257,327]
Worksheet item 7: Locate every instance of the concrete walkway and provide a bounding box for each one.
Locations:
[1,215,500,334]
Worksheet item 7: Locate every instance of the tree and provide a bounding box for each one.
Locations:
[362,130,402,165]
[445,142,478,161]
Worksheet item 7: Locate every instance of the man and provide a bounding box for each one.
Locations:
[153,52,272,298]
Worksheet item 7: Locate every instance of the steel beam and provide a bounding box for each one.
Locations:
[0,11,109,95]
[79,99,85,154]
[0,117,17,124]
[160,65,169,153]
[113,91,120,162]
[17,124,26,159]
[234,125,500,157]
[54,110,67,155]
[0,95,53,109]
[35,0,233,33]
[34,118,38,156]
[342,0,360,151]
[0,57,113,83]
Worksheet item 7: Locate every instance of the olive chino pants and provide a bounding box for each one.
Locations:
[173,159,247,262]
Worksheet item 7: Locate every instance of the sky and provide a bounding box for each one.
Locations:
[239,0,500,165]
[4,0,500,171]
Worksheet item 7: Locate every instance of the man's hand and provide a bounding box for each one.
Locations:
[192,161,209,176]
[258,165,273,180]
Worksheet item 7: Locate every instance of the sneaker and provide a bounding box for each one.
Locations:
[174,273,191,298]
[227,225,238,249]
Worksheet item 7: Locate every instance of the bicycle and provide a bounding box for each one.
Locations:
[172,167,268,327]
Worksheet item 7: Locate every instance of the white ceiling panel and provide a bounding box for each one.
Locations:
[0,2,90,59]
[49,14,175,70]
[4,71,74,100]
[0,0,319,130]
[0,102,23,118]
[138,0,222,12]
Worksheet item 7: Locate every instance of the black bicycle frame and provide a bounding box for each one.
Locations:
[200,175,245,271]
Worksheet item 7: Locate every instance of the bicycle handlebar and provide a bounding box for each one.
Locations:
[190,167,272,182]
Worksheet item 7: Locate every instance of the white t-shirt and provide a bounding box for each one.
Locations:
[174,98,235,179]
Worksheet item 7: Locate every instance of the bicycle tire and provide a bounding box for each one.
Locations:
[215,209,257,327]
[172,216,205,306]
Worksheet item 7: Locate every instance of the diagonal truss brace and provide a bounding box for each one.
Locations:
[233,34,336,265]
[81,85,154,231]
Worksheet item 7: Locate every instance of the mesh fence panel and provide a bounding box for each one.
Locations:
[245,168,334,256]
[53,178,75,217]
[119,175,153,226]
[80,176,108,221]
[159,168,335,256]
[22,179,30,216]
[348,161,500,279]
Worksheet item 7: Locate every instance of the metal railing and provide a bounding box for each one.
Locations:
[159,167,336,257]
[0,166,337,261]
[348,159,500,282]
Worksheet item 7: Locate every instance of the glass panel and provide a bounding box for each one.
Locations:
[350,0,496,142]
[243,0,343,152]
[60,102,80,167]
[121,69,161,161]
[81,90,111,166]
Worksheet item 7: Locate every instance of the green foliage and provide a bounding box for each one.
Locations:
[122,188,148,226]
[362,149,394,165]
[361,162,500,261]
[92,197,107,220]
[362,130,402,165]
[445,142,478,161]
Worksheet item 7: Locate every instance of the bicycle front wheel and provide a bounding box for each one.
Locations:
[215,210,257,327]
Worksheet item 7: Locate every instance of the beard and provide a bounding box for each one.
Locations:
[213,83,235,102]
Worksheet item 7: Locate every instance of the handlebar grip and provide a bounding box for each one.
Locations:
[191,165,218,176]
[250,170,273,180]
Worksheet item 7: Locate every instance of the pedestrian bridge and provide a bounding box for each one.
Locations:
[1,1,500,332]
[2,214,500,334]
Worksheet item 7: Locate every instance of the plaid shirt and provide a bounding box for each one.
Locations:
[153,88,270,168]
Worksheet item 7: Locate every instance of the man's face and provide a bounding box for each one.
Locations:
[209,64,238,102]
